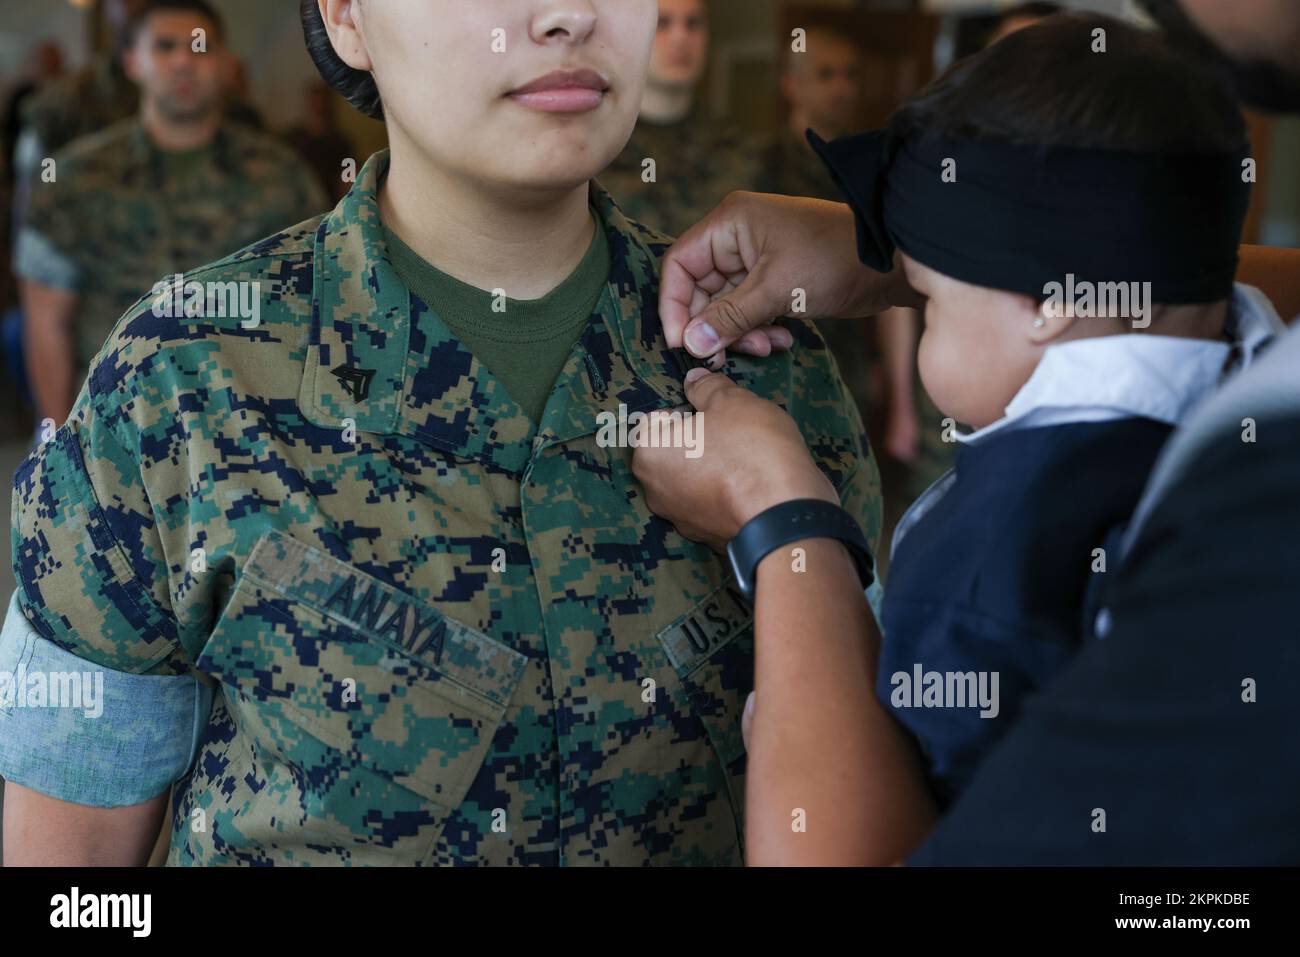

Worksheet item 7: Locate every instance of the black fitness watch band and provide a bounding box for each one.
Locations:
[726,499,875,603]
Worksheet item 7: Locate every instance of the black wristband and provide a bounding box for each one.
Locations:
[726,499,875,603]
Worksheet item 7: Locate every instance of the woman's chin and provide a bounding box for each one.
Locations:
[490,156,614,198]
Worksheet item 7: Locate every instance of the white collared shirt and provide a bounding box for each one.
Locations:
[891,284,1286,561]
[957,283,1284,447]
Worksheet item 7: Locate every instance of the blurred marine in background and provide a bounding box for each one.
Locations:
[602,0,761,236]
[12,0,326,427]
[757,24,862,202]
[11,0,144,214]
[757,25,884,480]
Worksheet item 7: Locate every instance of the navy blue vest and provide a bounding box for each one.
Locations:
[879,417,1174,806]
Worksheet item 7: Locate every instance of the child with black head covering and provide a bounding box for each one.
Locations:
[812,12,1286,806]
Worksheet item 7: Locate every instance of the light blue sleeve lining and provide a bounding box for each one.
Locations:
[0,591,213,808]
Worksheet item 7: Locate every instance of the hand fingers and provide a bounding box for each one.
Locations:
[660,256,702,351]
[683,265,788,357]
[713,270,750,298]
[682,366,741,410]
[730,325,794,356]
[697,268,738,298]
[660,216,748,350]
[732,328,773,358]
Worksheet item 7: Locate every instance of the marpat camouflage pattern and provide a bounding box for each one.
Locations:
[11,151,882,865]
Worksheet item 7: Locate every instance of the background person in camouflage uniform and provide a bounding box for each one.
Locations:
[601,0,762,236]
[0,0,881,866]
[757,24,862,204]
[12,0,327,426]
[757,26,879,440]
[10,0,146,229]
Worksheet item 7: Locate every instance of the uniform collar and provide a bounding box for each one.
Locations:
[298,150,690,474]
[957,283,1285,447]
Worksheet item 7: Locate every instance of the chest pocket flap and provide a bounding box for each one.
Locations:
[197,529,527,821]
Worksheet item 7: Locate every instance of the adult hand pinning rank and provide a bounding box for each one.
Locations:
[658,191,924,360]
[632,368,936,866]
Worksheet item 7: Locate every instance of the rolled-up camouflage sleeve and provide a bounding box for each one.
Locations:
[11,385,182,670]
[1,386,207,806]
[0,592,214,807]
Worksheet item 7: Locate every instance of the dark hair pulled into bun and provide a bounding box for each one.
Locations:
[301,0,384,120]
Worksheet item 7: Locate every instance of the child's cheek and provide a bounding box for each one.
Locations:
[915,322,947,410]
[918,312,975,426]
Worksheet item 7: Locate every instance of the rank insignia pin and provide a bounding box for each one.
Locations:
[331,364,377,402]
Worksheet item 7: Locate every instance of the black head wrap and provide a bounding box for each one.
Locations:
[809,127,1251,303]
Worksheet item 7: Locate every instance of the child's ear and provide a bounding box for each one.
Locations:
[319,0,373,74]
[1020,294,1078,346]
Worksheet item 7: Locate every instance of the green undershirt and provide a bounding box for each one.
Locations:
[383,215,610,425]
[158,144,214,180]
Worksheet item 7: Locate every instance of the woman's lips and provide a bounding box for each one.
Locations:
[508,69,609,113]
[510,88,605,112]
